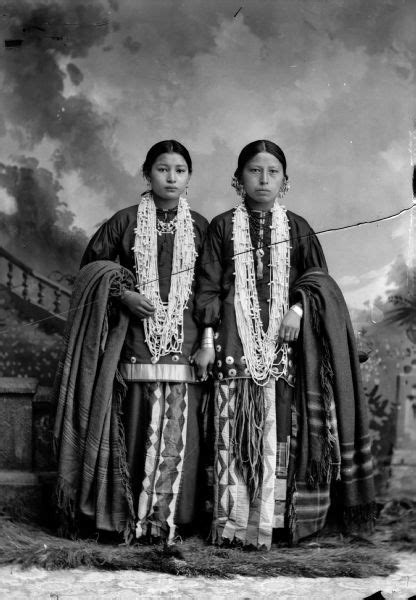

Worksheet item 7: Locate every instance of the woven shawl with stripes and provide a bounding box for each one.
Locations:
[54,260,135,536]
[291,268,376,524]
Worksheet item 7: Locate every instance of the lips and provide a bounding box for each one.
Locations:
[165,187,178,191]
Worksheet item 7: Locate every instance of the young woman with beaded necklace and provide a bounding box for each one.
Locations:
[194,140,375,550]
[80,140,209,543]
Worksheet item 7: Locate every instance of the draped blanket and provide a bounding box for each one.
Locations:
[53,261,135,537]
[291,268,376,539]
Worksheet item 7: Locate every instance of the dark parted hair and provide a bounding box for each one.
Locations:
[142,140,193,179]
[234,140,288,182]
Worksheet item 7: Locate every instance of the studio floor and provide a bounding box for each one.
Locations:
[0,552,415,600]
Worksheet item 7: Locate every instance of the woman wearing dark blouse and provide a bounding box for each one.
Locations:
[194,140,375,549]
[81,140,208,542]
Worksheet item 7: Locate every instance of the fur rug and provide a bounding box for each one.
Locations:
[0,517,401,578]
[375,498,416,551]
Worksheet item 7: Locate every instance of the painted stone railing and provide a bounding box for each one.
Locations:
[0,246,71,334]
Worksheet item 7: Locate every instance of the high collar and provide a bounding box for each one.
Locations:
[245,201,273,216]
[156,206,178,214]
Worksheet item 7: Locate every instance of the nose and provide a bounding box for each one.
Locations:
[167,169,176,182]
[260,170,269,185]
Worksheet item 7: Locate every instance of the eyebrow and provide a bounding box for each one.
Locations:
[155,162,187,167]
[248,163,280,168]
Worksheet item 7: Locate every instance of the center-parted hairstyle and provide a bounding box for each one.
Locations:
[234,140,288,182]
[142,140,193,180]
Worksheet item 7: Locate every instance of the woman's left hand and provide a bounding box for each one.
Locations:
[190,347,215,381]
[278,309,301,343]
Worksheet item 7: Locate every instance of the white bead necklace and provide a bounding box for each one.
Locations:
[233,199,290,385]
[132,192,197,363]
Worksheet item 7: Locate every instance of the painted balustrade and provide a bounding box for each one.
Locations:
[0,246,71,329]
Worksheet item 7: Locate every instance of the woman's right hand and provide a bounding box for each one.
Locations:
[120,290,155,319]
[192,347,215,381]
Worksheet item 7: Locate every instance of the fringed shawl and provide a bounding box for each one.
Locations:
[53,261,135,538]
[292,268,376,524]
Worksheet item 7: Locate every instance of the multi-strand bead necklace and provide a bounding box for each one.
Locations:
[132,192,197,363]
[233,199,290,385]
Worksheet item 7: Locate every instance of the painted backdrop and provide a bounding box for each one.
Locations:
[0,0,415,495]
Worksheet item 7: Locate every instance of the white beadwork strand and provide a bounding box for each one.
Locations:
[132,193,197,363]
[233,200,290,386]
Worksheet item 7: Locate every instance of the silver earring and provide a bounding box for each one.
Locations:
[231,176,246,199]
[278,177,290,198]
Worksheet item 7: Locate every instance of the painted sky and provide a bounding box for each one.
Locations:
[0,0,415,314]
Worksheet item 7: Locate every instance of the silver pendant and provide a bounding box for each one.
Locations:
[256,248,265,279]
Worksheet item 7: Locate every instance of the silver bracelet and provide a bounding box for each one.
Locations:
[201,327,214,343]
[290,304,303,318]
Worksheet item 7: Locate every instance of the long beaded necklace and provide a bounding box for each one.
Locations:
[132,192,197,363]
[233,199,290,385]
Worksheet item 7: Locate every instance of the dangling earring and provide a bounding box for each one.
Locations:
[278,176,290,199]
[145,178,151,192]
[185,184,189,197]
[231,176,246,199]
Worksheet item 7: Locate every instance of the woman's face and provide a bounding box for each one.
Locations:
[149,152,190,203]
[241,152,285,204]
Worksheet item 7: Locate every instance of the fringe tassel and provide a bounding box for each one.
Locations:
[108,268,135,298]
[55,476,79,539]
[305,289,321,335]
[332,462,341,482]
[306,458,331,488]
[286,480,298,546]
[231,379,265,502]
[114,369,136,544]
[54,370,136,542]
[306,299,337,489]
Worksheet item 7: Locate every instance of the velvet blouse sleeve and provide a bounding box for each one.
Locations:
[191,211,209,259]
[80,209,128,268]
[194,215,225,329]
[290,212,328,273]
[304,227,327,271]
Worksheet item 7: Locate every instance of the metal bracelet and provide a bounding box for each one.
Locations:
[290,304,303,318]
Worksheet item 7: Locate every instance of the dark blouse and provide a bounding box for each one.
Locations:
[195,207,327,380]
[81,204,209,366]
